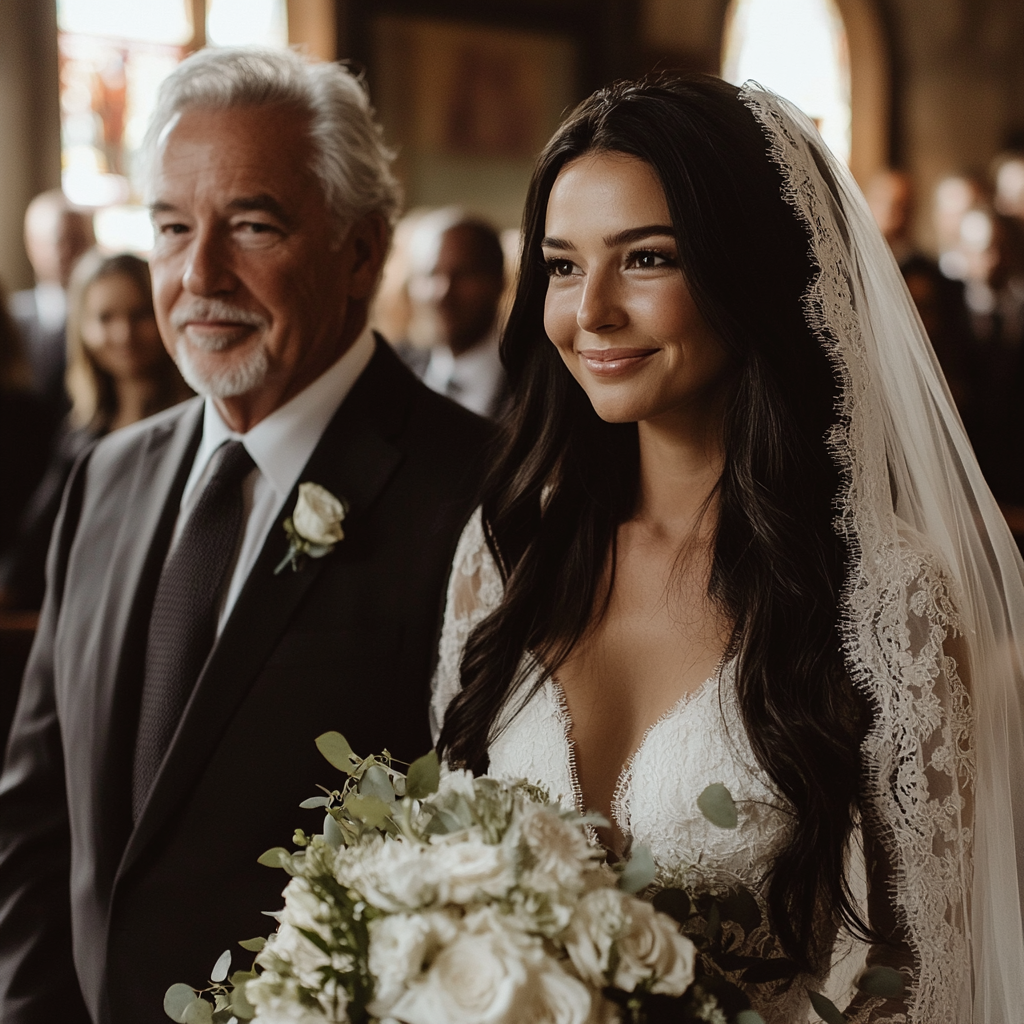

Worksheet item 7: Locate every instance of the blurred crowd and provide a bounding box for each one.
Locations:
[2,147,1024,616]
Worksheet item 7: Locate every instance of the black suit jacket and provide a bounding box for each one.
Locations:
[0,339,491,1024]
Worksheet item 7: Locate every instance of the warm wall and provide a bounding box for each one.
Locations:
[0,0,61,293]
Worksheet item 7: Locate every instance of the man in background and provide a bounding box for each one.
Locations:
[399,208,507,418]
[10,190,94,421]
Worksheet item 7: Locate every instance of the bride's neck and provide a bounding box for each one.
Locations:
[634,411,724,540]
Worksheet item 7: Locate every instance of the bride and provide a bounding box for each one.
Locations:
[429,75,1024,1022]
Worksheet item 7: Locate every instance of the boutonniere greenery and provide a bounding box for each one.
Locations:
[274,482,347,575]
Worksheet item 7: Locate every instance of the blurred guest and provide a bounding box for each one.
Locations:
[994,153,1024,222]
[0,252,190,611]
[9,190,94,422]
[0,283,52,566]
[933,174,988,281]
[371,208,428,345]
[398,208,507,418]
[955,208,1024,549]
[868,170,979,424]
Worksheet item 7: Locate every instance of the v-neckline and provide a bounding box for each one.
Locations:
[546,666,724,844]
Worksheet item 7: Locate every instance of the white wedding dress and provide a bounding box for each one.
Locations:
[431,509,853,1024]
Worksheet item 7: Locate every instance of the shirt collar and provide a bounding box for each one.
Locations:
[186,325,375,505]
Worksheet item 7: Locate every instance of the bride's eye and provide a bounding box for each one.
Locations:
[543,257,577,278]
[625,248,677,270]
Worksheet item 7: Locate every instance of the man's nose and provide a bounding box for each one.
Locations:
[182,227,237,296]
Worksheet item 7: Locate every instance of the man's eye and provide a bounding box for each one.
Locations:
[543,258,576,278]
[159,223,189,235]
[238,221,278,234]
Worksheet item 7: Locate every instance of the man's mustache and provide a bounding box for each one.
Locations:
[170,300,269,351]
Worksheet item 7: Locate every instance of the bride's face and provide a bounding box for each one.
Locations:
[541,151,731,427]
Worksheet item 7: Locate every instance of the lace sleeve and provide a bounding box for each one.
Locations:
[429,506,505,743]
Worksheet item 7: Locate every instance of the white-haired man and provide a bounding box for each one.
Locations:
[0,49,490,1024]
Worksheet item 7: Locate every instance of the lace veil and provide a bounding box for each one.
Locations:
[738,84,1024,1021]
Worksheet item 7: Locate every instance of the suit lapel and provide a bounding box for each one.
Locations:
[118,342,411,876]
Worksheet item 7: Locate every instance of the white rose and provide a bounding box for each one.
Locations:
[367,911,458,1016]
[262,922,330,989]
[430,834,515,905]
[612,898,696,996]
[249,975,335,1024]
[388,908,537,1024]
[292,482,345,546]
[518,806,596,895]
[338,838,439,912]
[563,889,627,987]
[528,960,600,1024]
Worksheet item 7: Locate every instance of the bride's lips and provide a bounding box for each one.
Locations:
[577,347,659,376]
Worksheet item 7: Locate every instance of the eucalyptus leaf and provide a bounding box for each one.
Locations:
[238,937,266,952]
[359,764,395,802]
[229,970,257,988]
[697,782,738,829]
[855,966,905,998]
[298,796,330,809]
[231,982,256,1020]
[210,949,232,983]
[807,989,847,1024]
[183,998,214,1024]
[256,847,289,868]
[719,885,762,932]
[323,812,343,849]
[618,844,655,894]
[164,984,197,1022]
[652,887,691,924]
[344,792,391,829]
[736,1012,767,1024]
[406,749,441,799]
[315,732,356,773]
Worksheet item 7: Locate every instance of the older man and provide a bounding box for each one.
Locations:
[0,49,490,1024]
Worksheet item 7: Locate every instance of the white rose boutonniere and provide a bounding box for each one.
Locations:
[274,482,347,574]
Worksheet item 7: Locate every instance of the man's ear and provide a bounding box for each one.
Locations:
[343,213,390,301]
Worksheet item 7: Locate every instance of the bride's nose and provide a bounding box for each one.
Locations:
[576,272,627,334]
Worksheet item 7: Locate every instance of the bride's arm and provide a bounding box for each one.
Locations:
[429,506,505,743]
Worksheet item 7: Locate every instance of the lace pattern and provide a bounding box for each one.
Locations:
[741,85,975,1023]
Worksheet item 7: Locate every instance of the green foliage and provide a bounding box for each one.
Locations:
[314,731,357,773]
[210,950,231,983]
[619,845,656,894]
[697,783,738,829]
[735,1012,767,1024]
[807,989,847,1024]
[164,984,196,1022]
[856,966,905,998]
[238,937,265,952]
[406,749,441,798]
[256,847,289,868]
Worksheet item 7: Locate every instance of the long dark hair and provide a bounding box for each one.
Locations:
[438,75,871,973]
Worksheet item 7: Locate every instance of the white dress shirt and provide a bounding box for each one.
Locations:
[172,326,375,635]
[421,330,503,418]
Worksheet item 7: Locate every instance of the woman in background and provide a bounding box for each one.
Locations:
[0,251,190,610]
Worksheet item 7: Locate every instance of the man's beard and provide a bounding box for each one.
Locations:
[169,299,271,398]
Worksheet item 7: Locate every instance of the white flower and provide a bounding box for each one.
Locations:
[248,979,336,1024]
[612,897,696,996]
[387,907,539,1024]
[518,805,596,896]
[292,482,345,546]
[429,833,515,905]
[563,889,627,987]
[367,911,459,1016]
[261,922,330,990]
[528,960,602,1024]
[337,837,439,912]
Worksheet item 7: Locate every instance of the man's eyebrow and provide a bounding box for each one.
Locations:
[149,201,178,216]
[226,193,293,226]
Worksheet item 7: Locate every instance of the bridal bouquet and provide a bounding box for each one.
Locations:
[164,734,759,1024]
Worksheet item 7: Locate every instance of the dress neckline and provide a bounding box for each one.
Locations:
[547,665,726,842]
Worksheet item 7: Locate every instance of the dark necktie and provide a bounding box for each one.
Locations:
[131,440,255,821]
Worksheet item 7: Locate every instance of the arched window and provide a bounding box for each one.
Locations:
[722,0,852,164]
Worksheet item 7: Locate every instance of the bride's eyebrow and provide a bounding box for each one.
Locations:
[541,225,676,251]
[604,225,675,246]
